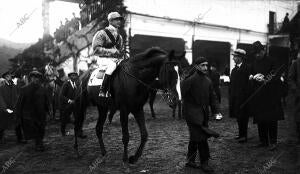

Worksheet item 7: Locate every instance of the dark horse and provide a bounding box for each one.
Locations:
[77,47,179,163]
[107,51,190,122]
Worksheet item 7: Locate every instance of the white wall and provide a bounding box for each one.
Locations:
[125,0,298,70]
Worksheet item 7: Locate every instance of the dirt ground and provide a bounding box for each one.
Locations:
[0,87,299,174]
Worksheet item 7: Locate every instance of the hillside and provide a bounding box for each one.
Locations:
[0,38,32,75]
[0,46,22,75]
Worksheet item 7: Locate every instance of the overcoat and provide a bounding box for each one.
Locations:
[229,63,251,118]
[249,57,285,123]
[17,83,48,140]
[288,58,300,122]
[181,71,219,141]
[0,81,19,130]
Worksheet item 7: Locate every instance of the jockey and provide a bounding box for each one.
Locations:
[92,11,124,97]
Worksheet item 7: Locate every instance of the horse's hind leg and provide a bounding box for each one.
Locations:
[96,105,109,156]
[129,110,148,164]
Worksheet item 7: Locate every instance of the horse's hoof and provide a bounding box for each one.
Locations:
[128,156,137,164]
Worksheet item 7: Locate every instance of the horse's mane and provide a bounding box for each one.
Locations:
[129,47,167,67]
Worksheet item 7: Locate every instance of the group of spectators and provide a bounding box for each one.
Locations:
[0,69,86,152]
[54,12,80,43]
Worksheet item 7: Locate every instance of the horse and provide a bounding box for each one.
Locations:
[106,51,190,122]
[76,47,180,163]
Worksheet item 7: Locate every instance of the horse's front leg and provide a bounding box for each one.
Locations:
[96,104,109,156]
[129,109,148,164]
[148,89,156,118]
[120,108,129,162]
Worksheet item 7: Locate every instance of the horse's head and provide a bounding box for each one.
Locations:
[158,50,183,105]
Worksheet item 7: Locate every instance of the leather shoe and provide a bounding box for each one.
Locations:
[78,134,87,139]
[17,140,28,144]
[201,161,214,173]
[238,137,247,143]
[253,143,268,148]
[269,144,277,151]
[185,161,200,169]
[234,136,242,140]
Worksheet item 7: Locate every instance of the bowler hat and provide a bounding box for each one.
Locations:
[68,72,78,77]
[107,12,123,21]
[29,71,43,78]
[232,48,246,57]
[252,41,264,53]
[193,57,208,65]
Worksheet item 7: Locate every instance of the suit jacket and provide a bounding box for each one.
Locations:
[60,80,79,110]
[229,63,251,118]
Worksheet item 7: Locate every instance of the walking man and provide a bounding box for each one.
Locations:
[17,71,49,151]
[181,57,220,172]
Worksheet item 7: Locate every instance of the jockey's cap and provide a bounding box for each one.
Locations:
[107,12,123,21]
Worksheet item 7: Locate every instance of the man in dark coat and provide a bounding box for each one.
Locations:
[181,57,220,172]
[288,51,300,144]
[17,71,49,151]
[229,49,251,143]
[0,71,26,144]
[249,41,285,150]
[60,72,86,138]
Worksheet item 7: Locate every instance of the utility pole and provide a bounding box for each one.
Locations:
[42,0,51,37]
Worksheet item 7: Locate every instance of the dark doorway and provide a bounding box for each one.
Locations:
[130,35,185,56]
[193,40,231,75]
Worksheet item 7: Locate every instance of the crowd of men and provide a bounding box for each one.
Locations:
[0,70,86,152]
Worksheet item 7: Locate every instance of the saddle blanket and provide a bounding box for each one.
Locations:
[88,68,106,86]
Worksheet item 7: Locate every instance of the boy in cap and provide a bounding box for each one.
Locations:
[0,71,25,144]
[181,57,220,172]
[229,49,251,143]
[92,11,124,97]
[17,70,49,151]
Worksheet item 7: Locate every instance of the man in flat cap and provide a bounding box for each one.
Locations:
[249,41,285,150]
[229,49,251,143]
[92,11,124,97]
[181,57,220,172]
[17,71,49,151]
[59,72,86,138]
[0,71,25,144]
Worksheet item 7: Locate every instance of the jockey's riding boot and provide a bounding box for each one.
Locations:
[99,74,111,97]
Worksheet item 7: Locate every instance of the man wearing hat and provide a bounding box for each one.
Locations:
[229,49,251,143]
[249,41,285,150]
[59,72,86,138]
[0,71,25,144]
[92,11,124,97]
[181,57,220,172]
[17,70,49,151]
